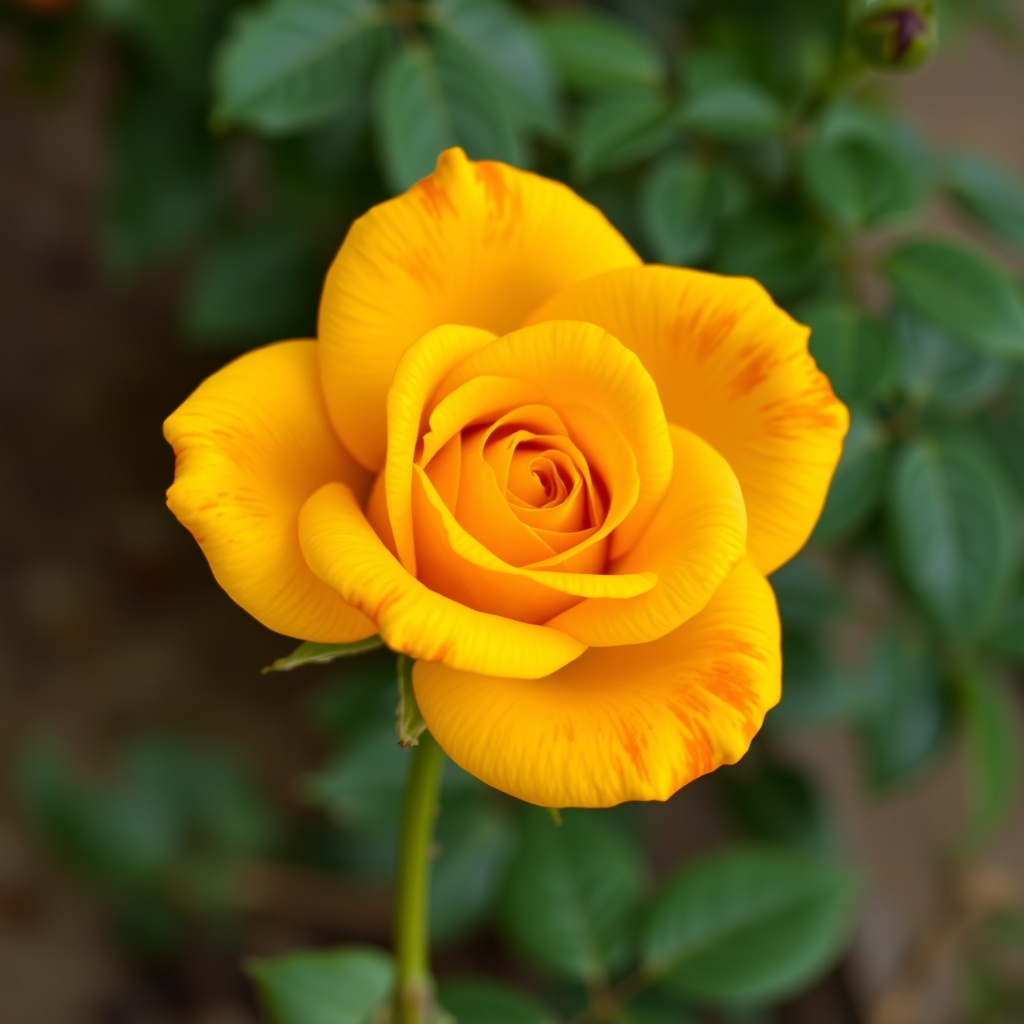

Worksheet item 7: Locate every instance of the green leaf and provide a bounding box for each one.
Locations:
[771,556,842,632]
[247,946,393,1024]
[799,107,925,229]
[892,306,1008,412]
[639,155,726,265]
[104,86,223,273]
[537,11,661,93]
[121,737,279,860]
[395,655,426,749]
[433,0,559,135]
[375,38,524,193]
[769,630,857,727]
[213,0,388,133]
[720,1011,772,1024]
[983,589,1024,665]
[680,48,751,96]
[642,849,861,1006]
[297,816,399,879]
[812,410,889,544]
[979,376,1024,497]
[721,761,835,854]
[304,648,399,742]
[431,800,515,942]
[957,670,1022,853]
[499,808,645,982]
[17,736,278,908]
[883,238,1024,360]
[888,435,1019,642]
[856,633,952,791]
[264,637,384,673]
[946,152,1024,249]
[306,723,478,837]
[306,726,408,831]
[683,5,847,98]
[267,108,378,207]
[802,301,894,406]
[578,177,646,251]
[679,81,784,142]
[800,138,895,228]
[623,1000,698,1024]
[714,203,825,301]
[439,980,558,1024]
[91,0,230,97]
[183,219,320,348]
[16,741,178,890]
[573,91,676,181]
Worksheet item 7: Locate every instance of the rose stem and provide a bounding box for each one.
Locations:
[394,730,445,1024]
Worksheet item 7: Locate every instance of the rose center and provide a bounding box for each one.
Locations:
[508,445,576,510]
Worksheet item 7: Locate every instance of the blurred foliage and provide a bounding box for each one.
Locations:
[966,908,1024,1022]
[17,734,282,954]
[7,0,1024,1020]
[248,946,395,1024]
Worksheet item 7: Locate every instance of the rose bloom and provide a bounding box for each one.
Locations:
[165,148,847,808]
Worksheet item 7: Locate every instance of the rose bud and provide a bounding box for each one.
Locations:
[855,1,937,70]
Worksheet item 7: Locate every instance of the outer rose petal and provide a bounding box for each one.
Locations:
[413,557,781,808]
[318,147,641,471]
[164,341,375,642]
[298,481,586,678]
[548,425,747,646]
[528,266,849,574]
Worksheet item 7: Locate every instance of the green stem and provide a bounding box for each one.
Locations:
[394,731,445,1024]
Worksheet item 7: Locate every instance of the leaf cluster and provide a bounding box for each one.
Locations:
[16,735,282,953]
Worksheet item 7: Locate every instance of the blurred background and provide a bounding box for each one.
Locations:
[2,1,1023,1022]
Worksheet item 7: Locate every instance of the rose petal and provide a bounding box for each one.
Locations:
[380,324,497,576]
[164,341,374,642]
[411,464,655,623]
[528,266,849,574]
[319,147,640,471]
[299,481,586,678]
[548,424,747,645]
[414,557,780,807]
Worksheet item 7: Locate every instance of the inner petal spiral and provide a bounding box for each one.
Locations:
[510,449,569,507]
[374,319,671,623]
[421,406,605,572]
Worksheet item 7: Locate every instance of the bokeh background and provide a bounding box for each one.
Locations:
[2,1,1024,1022]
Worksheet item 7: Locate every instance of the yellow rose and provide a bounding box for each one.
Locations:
[164,148,848,809]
